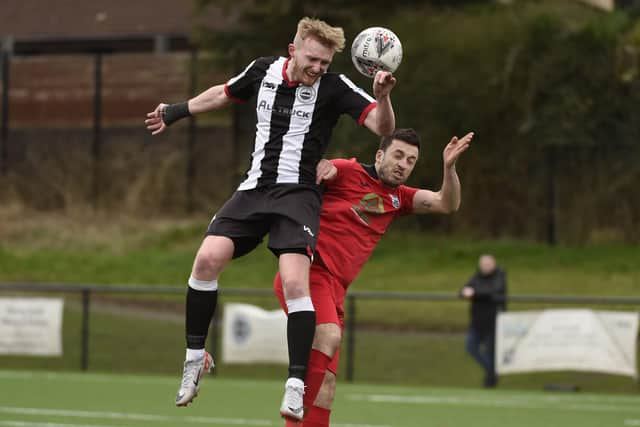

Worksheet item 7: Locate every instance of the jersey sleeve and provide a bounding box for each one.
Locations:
[333,74,377,126]
[398,185,419,216]
[224,57,272,103]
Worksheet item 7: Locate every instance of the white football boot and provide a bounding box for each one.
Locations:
[279,378,305,421]
[175,352,214,407]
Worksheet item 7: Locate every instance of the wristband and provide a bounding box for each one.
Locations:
[162,101,191,126]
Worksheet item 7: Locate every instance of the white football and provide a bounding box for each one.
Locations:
[351,27,403,78]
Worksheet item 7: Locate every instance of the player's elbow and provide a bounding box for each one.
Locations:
[449,200,461,213]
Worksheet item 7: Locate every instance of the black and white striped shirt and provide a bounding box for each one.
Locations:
[224,56,377,190]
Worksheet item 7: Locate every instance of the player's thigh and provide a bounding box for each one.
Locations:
[310,265,343,355]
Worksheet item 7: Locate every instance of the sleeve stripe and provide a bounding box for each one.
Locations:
[339,74,376,103]
[358,102,377,126]
[226,59,257,88]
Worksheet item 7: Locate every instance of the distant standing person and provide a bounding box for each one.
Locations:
[459,254,507,388]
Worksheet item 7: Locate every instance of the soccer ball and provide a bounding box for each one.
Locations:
[351,27,403,78]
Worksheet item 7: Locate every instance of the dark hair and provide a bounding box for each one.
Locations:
[379,128,421,152]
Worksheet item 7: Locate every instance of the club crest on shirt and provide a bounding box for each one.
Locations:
[390,194,400,209]
[296,85,317,104]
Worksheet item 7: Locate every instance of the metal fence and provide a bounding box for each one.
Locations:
[2,282,639,384]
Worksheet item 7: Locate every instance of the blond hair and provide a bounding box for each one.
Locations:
[294,17,345,53]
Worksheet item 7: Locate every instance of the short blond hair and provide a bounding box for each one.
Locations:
[294,17,345,53]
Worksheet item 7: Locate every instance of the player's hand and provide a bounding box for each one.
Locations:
[316,159,337,184]
[373,71,396,100]
[145,103,169,135]
[461,286,475,299]
[443,132,474,169]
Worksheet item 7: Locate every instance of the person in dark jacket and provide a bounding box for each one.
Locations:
[460,254,507,388]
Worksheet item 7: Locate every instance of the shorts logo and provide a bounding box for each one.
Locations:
[390,194,400,209]
[296,85,317,104]
[303,225,315,237]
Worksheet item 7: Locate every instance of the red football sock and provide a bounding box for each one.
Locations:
[304,349,332,407]
[284,418,302,427]
[303,405,331,427]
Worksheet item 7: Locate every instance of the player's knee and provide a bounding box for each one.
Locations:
[193,249,228,278]
[281,277,309,300]
[314,326,341,356]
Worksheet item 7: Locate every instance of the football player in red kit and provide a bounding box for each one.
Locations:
[275,128,474,426]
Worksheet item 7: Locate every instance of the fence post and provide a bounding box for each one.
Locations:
[546,145,557,245]
[186,48,198,212]
[81,288,91,371]
[92,52,103,208]
[0,50,9,175]
[345,294,356,382]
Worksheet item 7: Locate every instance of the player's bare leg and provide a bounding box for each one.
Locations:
[279,253,315,421]
[176,235,234,406]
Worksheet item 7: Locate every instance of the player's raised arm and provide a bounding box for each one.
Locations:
[412,132,474,214]
[363,71,396,136]
[145,84,231,136]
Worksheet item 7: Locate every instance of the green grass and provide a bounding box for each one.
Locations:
[1,215,639,394]
[1,370,639,427]
[1,217,638,331]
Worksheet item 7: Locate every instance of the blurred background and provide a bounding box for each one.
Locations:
[0,1,639,423]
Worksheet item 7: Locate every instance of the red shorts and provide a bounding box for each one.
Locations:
[274,261,346,374]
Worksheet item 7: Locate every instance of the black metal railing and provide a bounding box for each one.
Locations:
[1,282,639,381]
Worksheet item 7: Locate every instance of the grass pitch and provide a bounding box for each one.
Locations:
[1,370,639,427]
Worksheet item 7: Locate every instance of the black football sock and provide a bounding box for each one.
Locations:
[185,287,218,349]
[287,310,316,380]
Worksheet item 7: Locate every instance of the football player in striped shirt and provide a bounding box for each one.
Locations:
[145,17,397,420]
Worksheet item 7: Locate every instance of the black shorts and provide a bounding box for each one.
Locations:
[207,185,321,259]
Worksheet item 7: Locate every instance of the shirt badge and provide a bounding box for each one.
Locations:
[390,194,400,209]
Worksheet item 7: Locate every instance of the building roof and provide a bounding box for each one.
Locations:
[0,0,227,39]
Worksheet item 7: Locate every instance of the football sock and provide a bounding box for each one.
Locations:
[303,350,332,407]
[185,277,218,350]
[286,297,316,381]
[185,348,205,362]
[284,418,301,427]
[302,405,331,427]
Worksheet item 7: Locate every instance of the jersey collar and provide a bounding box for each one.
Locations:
[282,57,300,87]
[360,162,401,191]
[360,163,379,180]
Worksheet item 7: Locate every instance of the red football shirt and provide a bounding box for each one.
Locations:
[315,158,419,288]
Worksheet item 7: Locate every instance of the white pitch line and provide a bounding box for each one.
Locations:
[0,407,390,427]
[0,422,123,427]
[0,407,271,426]
[347,393,640,414]
[625,420,640,426]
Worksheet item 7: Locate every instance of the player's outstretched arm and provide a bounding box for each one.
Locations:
[145,84,231,135]
[412,132,474,214]
[363,71,396,136]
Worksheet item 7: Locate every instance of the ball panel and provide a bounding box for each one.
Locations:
[350,27,403,78]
